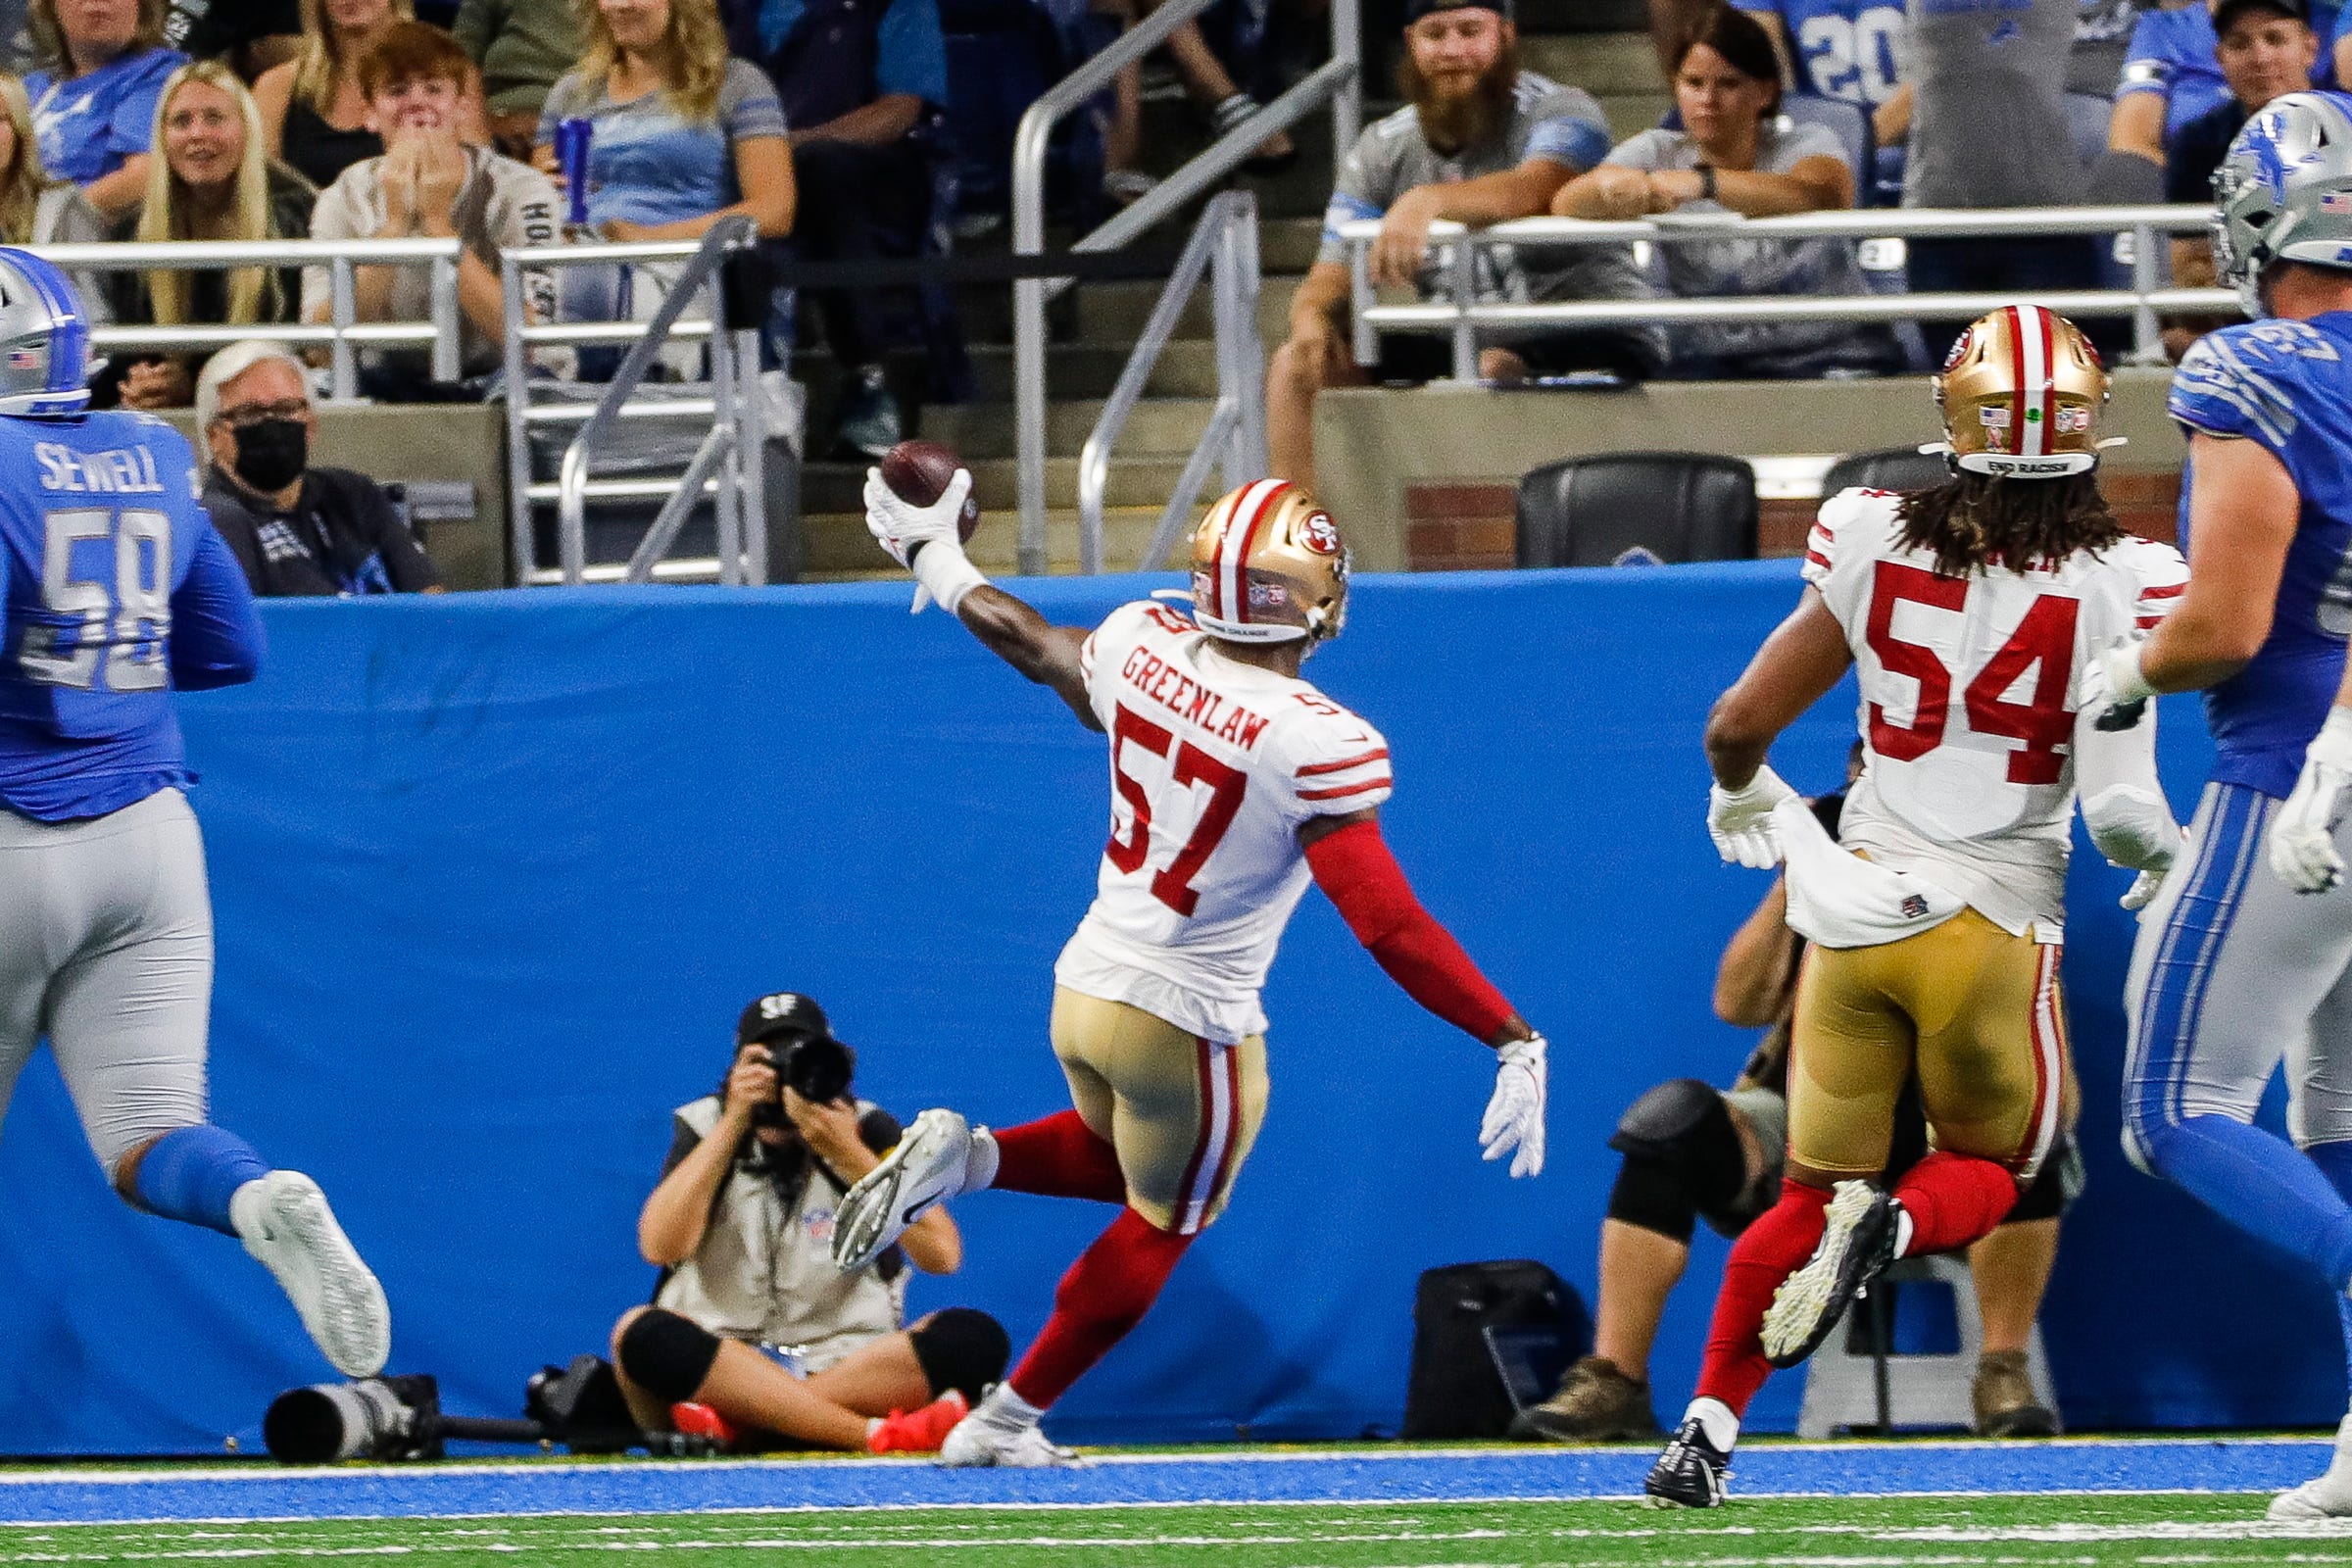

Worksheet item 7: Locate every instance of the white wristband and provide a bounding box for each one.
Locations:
[910,540,988,615]
[2313,706,2352,771]
[2106,640,2158,705]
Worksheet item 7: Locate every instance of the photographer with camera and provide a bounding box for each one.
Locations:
[610,994,1008,1454]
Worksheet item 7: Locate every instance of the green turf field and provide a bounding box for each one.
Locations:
[5,1493,2344,1567]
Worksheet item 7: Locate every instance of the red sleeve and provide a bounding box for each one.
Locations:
[1304,817,1516,1045]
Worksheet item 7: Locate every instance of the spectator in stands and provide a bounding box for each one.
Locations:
[24,0,187,221]
[195,341,444,595]
[255,0,408,195]
[304,22,559,396]
[1742,0,1912,166]
[1554,6,1902,378]
[2161,0,2314,358]
[1124,0,1293,168]
[104,62,314,412]
[1267,0,1655,488]
[2107,0,2335,183]
[1508,756,2076,1444]
[610,994,1008,1454]
[1903,0,2094,322]
[730,0,950,456]
[454,0,582,158]
[536,0,792,244]
[166,0,301,75]
[0,70,106,248]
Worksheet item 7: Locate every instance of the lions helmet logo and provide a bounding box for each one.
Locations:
[1300,511,1342,557]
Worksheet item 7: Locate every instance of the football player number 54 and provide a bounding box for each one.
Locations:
[1865,561,2078,785]
[1109,705,1248,916]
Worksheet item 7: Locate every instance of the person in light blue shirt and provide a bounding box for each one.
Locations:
[0,245,392,1389]
[23,0,183,220]
[2112,0,2339,167]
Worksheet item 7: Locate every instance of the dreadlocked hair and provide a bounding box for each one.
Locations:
[1893,470,2125,579]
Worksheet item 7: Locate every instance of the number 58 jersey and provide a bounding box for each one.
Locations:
[1054,600,1395,1045]
[1803,487,2188,935]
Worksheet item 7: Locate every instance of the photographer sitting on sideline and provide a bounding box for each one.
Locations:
[611,993,1008,1454]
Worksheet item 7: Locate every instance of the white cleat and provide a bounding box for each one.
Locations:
[833,1108,976,1273]
[232,1170,391,1378]
[2272,1415,2352,1519]
[939,1412,1083,1468]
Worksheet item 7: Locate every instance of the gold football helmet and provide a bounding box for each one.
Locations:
[1934,305,2111,478]
[1188,479,1349,647]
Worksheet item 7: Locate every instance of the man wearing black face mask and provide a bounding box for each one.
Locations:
[194,341,442,598]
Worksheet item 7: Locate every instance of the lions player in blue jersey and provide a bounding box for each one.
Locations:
[2081,92,2352,1519]
[0,251,389,1379]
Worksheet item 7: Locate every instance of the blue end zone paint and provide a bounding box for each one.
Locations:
[0,1440,2330,1525]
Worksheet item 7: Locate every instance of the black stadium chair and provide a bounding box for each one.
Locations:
[1820,445,1952,498]
[1515,453,1758,568]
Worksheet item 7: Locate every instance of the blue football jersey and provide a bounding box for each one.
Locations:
[1753,0,1906,108]
[2170,315,2352,798]
[0,411,265,821]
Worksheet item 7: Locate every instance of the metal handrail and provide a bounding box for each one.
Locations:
[1010,0,1359,572]
[29,235,465,394]
[1079,191,1264,573]
[543,215,760,587]
[1336,203,2224,374]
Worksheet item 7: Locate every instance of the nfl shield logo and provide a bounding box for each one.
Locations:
[1900,894,1930,919]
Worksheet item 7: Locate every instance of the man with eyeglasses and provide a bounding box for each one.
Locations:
[193,341,441,598]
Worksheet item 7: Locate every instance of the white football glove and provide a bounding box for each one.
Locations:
[862,465,972,569]
[2270,709,2352,895]
[1480,1034,1547,1179]
[1708,764,1798,869]
[2121,866,2170,913]
[2079,634,2158,730]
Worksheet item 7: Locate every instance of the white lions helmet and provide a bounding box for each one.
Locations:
[2213,90,2352,318]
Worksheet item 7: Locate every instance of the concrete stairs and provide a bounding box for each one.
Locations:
[783,24,1659,583]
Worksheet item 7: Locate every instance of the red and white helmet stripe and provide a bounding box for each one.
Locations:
[1196,477,1302,642]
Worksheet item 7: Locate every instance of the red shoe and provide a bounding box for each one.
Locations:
[866,1389,969,1454]
[670,1401,740,1449]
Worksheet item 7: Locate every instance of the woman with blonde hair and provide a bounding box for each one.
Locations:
[533,0,791,244]
[24,0,185,220]
[253,0,413,191]
[0,73,107,248]
[108,61,316,411]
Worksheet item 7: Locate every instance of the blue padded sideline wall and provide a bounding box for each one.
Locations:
[0,564,2330,1454]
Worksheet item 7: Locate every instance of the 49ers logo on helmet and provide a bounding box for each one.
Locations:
[1300,511,1342,557]
[1940,327,1974,373]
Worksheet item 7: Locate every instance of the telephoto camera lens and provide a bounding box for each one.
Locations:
[779,1034,854,1104]
[263,1379,424,1463]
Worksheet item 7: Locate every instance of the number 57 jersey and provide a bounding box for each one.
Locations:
[1803,486,2188,935]
[1054,600,1396,1045]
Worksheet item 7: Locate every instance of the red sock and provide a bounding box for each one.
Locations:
[1693,1179,1832,1417]
[989,1110,1126,1202]
[1006,1206,1192,1407]
[1891,1152,2019,1255]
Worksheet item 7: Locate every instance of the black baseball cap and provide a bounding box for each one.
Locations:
[736,992,833,1047]
[2214,0,2309,33]
[1403,0,1512,26]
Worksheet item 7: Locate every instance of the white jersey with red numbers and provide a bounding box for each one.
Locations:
[1054,600,1395,1044]
[1802,487,2188,936]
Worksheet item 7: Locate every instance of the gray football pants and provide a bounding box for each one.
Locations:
[2124,781,2352,1161]
[0,787,212,1179]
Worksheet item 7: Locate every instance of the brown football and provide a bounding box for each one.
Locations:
[879,439,981,544]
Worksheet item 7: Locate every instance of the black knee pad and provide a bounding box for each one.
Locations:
[1610,1078,1746,1204]
[1607,1152,1702,1243]
[2008,1134,2083,1223]
[616,1309,721,1405]
[909,1307,1010,1403]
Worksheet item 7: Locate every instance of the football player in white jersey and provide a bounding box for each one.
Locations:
[1644,306,2189,1507]
[835,473,1548,1467]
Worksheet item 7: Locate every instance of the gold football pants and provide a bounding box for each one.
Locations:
[1788,908,2073,1184]
[1050,987,1269,1234]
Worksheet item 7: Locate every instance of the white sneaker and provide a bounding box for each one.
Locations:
[939,1411,1082,1468]
[833,1109,976,1272]
[2272,1415,2352,1519]
[232,1170,391,1378]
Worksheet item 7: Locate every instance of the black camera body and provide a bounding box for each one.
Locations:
[749,1032,855,1123]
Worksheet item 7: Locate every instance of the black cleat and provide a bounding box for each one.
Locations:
[1761,1180,1901,1369]
[1642,1416,1731,1508]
